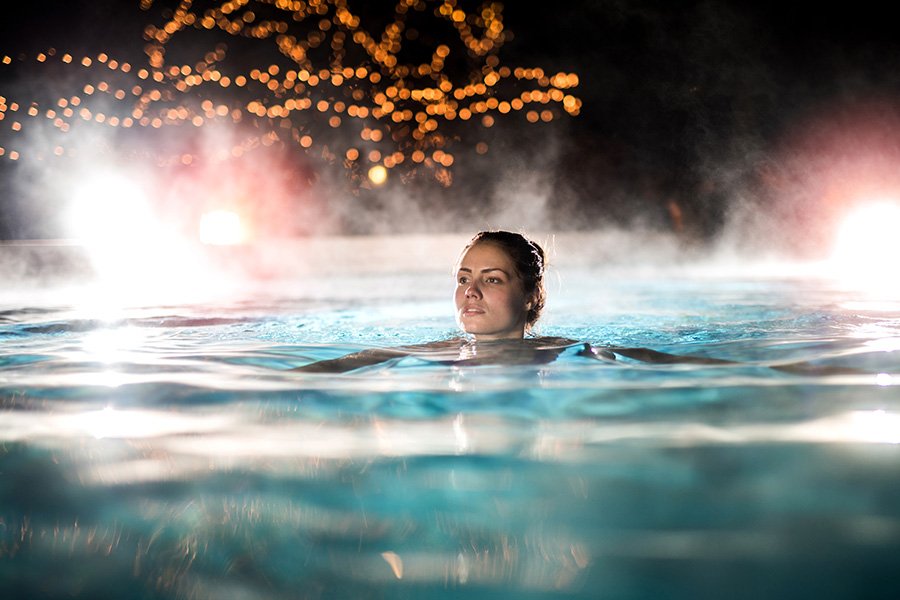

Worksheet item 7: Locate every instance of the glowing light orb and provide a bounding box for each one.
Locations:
[61,169,219,302]
[831,201,900,292]
[199,209,245,245]
[368,165,388,186]
[66,173,153,244]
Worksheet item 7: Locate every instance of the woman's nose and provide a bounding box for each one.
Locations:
[465,283,482,298]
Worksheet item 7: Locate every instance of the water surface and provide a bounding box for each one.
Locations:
[2,267,900,599]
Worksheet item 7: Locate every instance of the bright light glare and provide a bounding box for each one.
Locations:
[846,409,900,444]
[831,201,900,292]
[66,173,154,244]
[199,209,245,245]
[60,170,234,306]
[82,326,146,363]
[368,165,388,186]
[76,406,234,440]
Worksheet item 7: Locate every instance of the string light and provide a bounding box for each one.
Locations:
[0,1,581,186]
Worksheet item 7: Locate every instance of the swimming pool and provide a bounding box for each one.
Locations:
[2,233,900,599]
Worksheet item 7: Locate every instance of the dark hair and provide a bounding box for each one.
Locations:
[464,230,546,330]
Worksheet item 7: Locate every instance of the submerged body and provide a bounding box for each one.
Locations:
[293,336,605,372]
[292,334,793,373]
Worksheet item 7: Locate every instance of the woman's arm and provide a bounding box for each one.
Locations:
[608,346,735,365]
[291,348,408,373]
[599,345,868,375]
[291,339,464,373]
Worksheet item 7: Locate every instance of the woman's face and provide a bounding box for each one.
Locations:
[454,242,532,340]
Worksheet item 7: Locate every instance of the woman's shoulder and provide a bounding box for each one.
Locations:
[402,338,465,350]
[525,336,587,348]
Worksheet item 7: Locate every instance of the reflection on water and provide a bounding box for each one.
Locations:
[3,272,900,599]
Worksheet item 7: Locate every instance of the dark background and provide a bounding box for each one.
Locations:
[3,1,900,253]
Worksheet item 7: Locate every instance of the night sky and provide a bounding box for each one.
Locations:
[3,1,900,250]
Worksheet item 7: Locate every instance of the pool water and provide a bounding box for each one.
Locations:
[2,252,900,599]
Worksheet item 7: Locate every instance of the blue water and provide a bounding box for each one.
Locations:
[2,270,900,599]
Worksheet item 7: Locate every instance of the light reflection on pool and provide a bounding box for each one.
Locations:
[2,234,900,599]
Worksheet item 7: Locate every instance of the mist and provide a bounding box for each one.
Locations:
[3,0,900,291]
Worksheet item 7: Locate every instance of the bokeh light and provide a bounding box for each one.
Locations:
[367,164,388,185]
[0,1,582,188]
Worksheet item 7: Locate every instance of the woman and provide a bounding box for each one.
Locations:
[294,230,610,373]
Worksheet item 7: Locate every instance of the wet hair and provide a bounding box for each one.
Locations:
[463,230,546,330]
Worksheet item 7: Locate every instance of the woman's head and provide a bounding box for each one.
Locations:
[454,230,546,340]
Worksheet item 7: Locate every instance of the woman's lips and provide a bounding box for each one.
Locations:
[462,305,485,316]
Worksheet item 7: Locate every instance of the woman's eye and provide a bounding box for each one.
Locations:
[486,277,502,284]
[457,277,468,284]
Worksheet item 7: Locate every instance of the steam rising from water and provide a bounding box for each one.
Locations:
[2,2,900,293]
[0,1,581,234]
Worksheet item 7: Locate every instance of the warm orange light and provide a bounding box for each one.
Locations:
[368,165,388,186]
[0,1,580,186]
